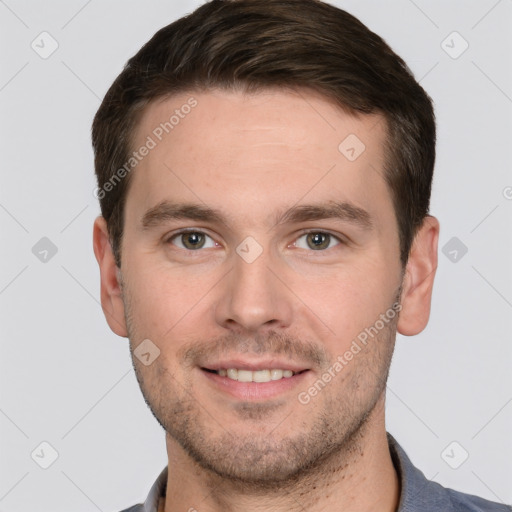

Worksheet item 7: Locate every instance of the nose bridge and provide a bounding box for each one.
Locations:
[214,241,293,332]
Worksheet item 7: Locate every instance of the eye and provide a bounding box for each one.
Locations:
[294,231,341,251]
[168,230,218,250]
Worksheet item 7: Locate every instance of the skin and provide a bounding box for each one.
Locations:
[94,88,439,512]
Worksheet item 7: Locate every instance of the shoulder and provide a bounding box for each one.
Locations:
[387,433,511,512]
[446,488,512,512]
[406,476,511,512]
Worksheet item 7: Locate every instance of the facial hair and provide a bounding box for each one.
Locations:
[124,286,401,491]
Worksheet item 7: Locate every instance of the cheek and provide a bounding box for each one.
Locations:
[298,261,399,352]
[124,257,218,339]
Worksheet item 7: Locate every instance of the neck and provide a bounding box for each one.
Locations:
[164,399,399,512]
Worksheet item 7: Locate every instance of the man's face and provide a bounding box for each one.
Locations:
[117,88,404,483]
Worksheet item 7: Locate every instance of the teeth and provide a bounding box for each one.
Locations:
[271,369,283,380]
[215,368,298,383]
[237,370,253,382]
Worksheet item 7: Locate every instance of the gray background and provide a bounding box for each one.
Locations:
[1,0,511,510]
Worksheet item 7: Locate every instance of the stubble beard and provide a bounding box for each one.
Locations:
[124,289,399,490]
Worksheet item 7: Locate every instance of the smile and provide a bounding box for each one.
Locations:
[200,366,310,401]
[207,368,300,383]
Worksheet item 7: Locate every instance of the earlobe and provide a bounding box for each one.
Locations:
[397,215,439,336]
[92,216,128,337]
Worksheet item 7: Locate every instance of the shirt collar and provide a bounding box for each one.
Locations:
[142,465,167,512]
[387,432,453,511]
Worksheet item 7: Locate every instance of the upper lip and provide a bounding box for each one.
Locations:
[201,358,310,372]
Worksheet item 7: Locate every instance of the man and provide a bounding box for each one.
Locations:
[91,1,511,511]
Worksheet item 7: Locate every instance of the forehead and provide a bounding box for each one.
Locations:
[126,88,391,229]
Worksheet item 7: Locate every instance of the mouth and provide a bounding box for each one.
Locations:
[202,367,308,383]
[199,361,311,401]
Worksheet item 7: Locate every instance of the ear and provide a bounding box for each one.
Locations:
[93,216,128,337]
[397,215,439,336]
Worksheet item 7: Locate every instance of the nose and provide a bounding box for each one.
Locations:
[214,245,294,333]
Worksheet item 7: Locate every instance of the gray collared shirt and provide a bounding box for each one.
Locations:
[119,433,511,511]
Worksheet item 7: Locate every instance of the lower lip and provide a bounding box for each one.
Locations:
[200,369,310,401]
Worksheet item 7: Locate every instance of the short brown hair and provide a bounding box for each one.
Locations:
[92,0,435,267]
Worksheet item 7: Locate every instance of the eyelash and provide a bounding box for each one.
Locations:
[165,228,346,252]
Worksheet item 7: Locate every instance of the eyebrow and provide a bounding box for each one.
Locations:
[275,201,373,230]
[141,202,228,229]
[140,200,373,231]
